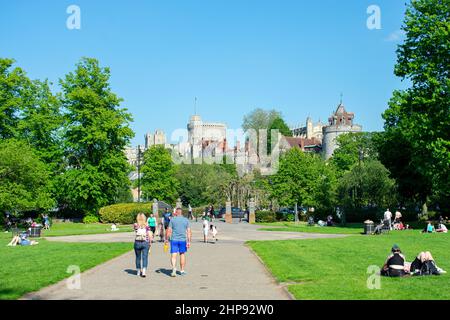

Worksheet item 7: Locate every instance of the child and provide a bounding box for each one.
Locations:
[210,224,218,242]
[202,216,209,243]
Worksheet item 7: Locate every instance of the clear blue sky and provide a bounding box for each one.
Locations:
[0,0,409,146]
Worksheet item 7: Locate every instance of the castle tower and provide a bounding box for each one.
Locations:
[306,116,313,139]
[322,102,362,160]
[144,132,153,149]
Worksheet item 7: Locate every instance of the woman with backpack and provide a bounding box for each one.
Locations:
[133,213,153,278]
[410,251,446,276]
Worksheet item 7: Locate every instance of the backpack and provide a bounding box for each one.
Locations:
[135,226,147,241]
[420,260,440,276]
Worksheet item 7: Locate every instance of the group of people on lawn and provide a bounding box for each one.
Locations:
[5,213,51,247]
[381,244,446,277]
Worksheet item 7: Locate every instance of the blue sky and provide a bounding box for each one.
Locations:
[0,0,409,146]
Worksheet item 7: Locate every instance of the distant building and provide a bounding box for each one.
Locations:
[144,130,170,149]
[322,102,362,159]
[179,114,228,159]
[280,136,322,154]
[291,117,325,142]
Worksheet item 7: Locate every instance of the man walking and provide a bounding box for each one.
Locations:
[166,208,191,277]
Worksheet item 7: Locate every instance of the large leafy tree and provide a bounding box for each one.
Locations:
[268,116,292,153]
[331,132,379,174]
[242,108,283,157]
[141,145,179,204]
[57,58,134,215]
[381,0,450,211]
[0,58,33,139]
[270,147,336,211]
[338,160,397,211]
[176,163,235,207]
[18,79,64,173]
[0,139,54,214]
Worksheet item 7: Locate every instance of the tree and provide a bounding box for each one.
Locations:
[242,108,284,157]
[268,116,292,153]
[0,58,33,139]
[0,139,54,214]
[331,132,378,174]
[270,147,336,212]
[242,108,282,133]
[57,58,134,215]
[141,145,179,204]
[176,163,236,207]
[382,0,450,212]
[18,79,64,173]
[338,160,397,211]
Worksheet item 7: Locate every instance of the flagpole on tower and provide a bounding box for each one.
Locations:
[194,97,197,115]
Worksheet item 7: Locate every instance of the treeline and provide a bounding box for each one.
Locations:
[0,57,134,221]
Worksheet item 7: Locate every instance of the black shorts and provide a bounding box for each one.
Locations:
[164,223,169,229]
[150,226,156,233]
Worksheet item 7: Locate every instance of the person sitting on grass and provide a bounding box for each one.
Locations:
[436,223,447,233]
[410,251,446,276]
[422,222,435,233]
[381,244,409,277]
[326,215,334,227]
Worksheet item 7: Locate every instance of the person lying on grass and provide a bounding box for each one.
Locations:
[7,232,39,246]
[381,244,445,277]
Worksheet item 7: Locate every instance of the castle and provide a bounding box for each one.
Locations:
[288,102,362,159]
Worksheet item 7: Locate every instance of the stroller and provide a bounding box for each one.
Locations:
[307,216,315,226]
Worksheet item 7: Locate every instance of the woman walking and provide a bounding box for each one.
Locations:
[134,213,152,278]
[147,213,157,242]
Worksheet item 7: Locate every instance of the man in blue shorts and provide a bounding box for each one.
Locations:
[166,207,191,277]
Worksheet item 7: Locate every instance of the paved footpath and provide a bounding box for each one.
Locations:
[22,221,346,300]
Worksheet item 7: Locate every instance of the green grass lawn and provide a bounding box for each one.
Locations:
[257,222,363,234]
[41,222,133,237]
[0,232,132,300]
[248,230,450,300]
[257,221,426,235]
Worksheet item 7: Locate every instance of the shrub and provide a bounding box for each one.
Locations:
[256,210,276,223]
[99,203,153,224]
[83,214,99,224]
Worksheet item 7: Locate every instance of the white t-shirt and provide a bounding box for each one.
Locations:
[384,211,392,220]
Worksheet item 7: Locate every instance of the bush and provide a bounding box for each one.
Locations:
[83,214,99,224]
[256,210,276,223]
[99,203,153,224]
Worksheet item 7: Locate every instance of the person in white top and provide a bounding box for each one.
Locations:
[436,223,448,233]
[202,216,209,243]
[384,209,393,230]
[210,225,218,242]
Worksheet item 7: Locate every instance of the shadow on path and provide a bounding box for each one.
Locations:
[155,268,173,277]
[124,269,138,276]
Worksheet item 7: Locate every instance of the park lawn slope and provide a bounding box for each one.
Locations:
[248,231,449,300]
[0,232,131,300]
[42,222,133,237]
[257,222,362,234]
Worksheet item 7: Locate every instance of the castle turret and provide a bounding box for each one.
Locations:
[322,102,362,160]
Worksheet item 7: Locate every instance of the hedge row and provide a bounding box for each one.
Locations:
[99,203,154,224]
[255,210,277,223]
